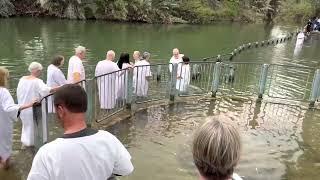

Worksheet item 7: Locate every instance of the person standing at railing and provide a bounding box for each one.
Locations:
[169,48,184,73]
[47,55,68,113]
[27,84,134,180]
[117,53,133,102]
[95,50,120,110]
[133,51,141,64]
[134,52,152,98]
[0,67,35,169]
[176,56,191,93]
[67,46,86,84]
[17,62,57,148]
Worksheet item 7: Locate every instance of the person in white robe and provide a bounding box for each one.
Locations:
[169,48,184,73]
[176,56,191,92]
[67,46,86,85]
[17,62,56,147]
[296,30,305,46]
[132,51,141,93]
[117,53,133,100]
[134,52,152,97]
[0,67,35,169]
[46,55,68,113]
[95,50,120,110]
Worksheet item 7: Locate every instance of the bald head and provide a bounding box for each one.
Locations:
[173,48,180,59]
[106,50,116,61]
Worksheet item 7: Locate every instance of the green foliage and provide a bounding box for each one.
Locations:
[0,0,15,17]
[277,0,313,23]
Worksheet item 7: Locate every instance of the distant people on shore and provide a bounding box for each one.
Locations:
[95,50,120,110]
[67,46,86,84]
[17,62,57,147]
[192,117,242,180]
[0,67,35,169]
[27,84,134,180]
[176,56,191,93]
[134,52,152,97]
[117,53,133,101]
[169,48,184,73]
[47,55,68,113]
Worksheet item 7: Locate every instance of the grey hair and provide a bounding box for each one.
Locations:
[142,52,151,60]
[28,62,43,72]
[192,117,241,180]
[75,46,86,55]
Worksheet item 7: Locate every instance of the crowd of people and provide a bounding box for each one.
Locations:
[0,46,243,180]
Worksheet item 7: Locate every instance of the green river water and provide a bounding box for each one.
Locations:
[0,17,320,180]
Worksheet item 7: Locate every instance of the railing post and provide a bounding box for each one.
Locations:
[170,63,178,101]
[309,69,320,107]
[126,68,134,109]
[86,79,95,127]
[211,62,222,97]
[156,65,162,81]
[258,64,269,99]
[33,100,48,151]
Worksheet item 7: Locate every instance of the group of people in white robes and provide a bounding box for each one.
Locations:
[0,46,87,169]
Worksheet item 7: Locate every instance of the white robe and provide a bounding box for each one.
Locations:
[296,32,305,46]
[17,77,51,146]
[46,64,67,113]
[176,64,190,92]
[0,87,20,162]
[95,60,120,109]
[169,54,184,73]
[134,60,152,97]
[117,63,132,100]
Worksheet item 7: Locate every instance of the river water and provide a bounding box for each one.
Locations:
[1,18,320,180]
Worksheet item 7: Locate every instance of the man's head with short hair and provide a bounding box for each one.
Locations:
[0,66,9,87]
[54,84,87,126]
[192,118,241,180]
[182,56,190,64]
[75,46,86,60]
[142,52,151,61]
[106,50,116,61]
[173,48,180,59]
[133,51,140,61]
[28,62,43,77]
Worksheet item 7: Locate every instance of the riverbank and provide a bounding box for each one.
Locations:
[0,0,318,24]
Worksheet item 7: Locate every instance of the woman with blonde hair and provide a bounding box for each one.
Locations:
[192,118,242,180]
[17,62,57,147]
[0,67,35,169]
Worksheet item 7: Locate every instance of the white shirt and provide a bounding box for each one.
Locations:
[17,77,51,146]
[27,130,134,180]
[296,32,305,46]
[169,54,184,72]
[0,87,20,161]
[67,55,85,83]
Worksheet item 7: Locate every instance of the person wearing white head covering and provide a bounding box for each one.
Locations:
[95,50,120,109]
[17,62,56,147]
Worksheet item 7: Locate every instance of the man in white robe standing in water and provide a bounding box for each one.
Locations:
[67,46,86,85]
[27,84,134,180]
[134,52,152,97]
[95,50,120,110]
[169,48,184,73]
